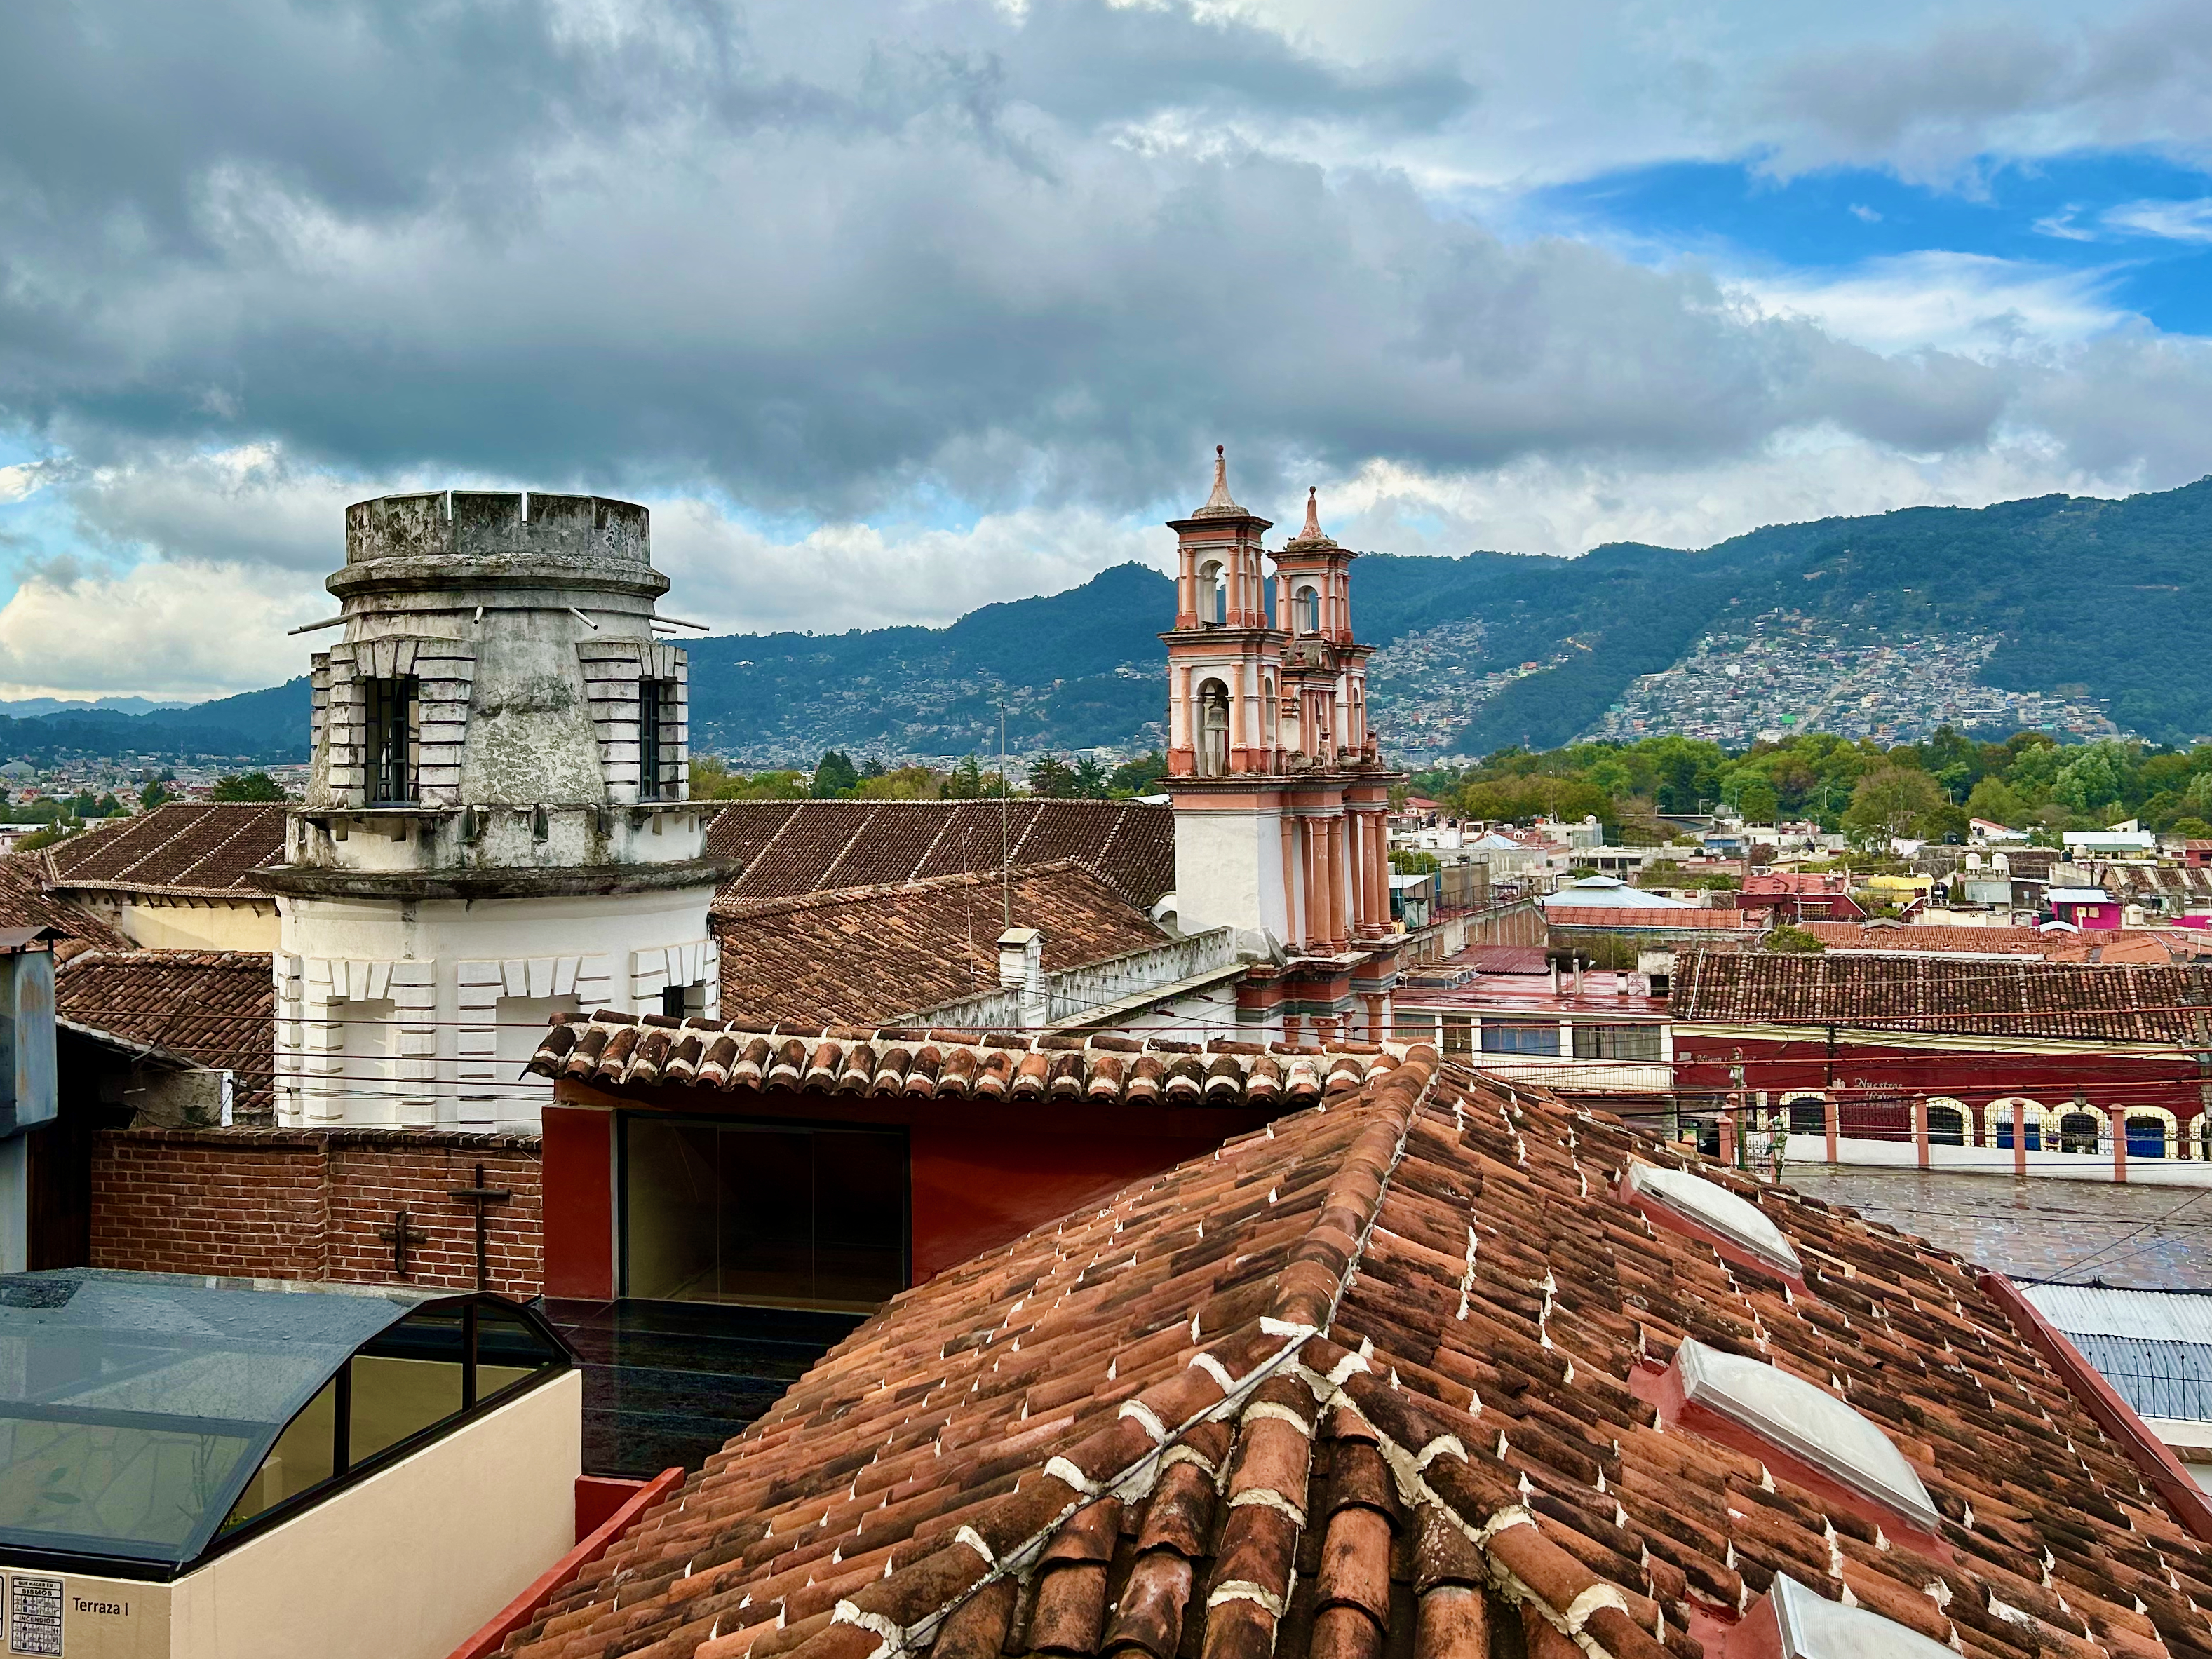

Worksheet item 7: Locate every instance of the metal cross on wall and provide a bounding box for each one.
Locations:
[448,1163,513,1291]
[378,1209,431,1280]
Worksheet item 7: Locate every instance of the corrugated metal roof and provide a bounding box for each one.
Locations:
[2021,1282,2212,1343]
[2021,1283,2212,1423]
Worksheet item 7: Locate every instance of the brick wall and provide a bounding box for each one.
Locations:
[92,1128,546,1297]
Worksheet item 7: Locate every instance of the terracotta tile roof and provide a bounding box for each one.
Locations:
[55,949,275,1119]
[43,804,288,897]
[1671,949,2212,1043]
[500,1057,2212,1659]
[1547,906,1754,931]
[1798,923,2060,956]
[706,801,1175,908]
[0,851,132,959]
[528,1014,1400,1107]
[710,863,1173,1028]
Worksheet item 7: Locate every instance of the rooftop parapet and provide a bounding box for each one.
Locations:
[332,491,668,612]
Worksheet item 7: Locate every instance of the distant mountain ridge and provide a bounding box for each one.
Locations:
[6,479,2207,766]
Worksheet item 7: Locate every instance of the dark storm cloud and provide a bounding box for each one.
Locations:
[0,0,2194,531]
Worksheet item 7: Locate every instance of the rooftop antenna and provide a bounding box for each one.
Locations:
[999,700,1012,930]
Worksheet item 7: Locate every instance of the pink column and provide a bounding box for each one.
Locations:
[1913,1098,1929,1170]
[2111,1106,2129,1184]
[2014,1101,2028,1176]
[1825,1095,1838,1165]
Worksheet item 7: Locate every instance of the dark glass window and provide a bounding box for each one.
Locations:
[639,679,668,801]
[1571,1024,1662,1062]
[350,1306,465,1461]
[217,1296,567,1540]
[660,984,689,1020]
[624,1118,908,1311]
[1481,1022,1560,1056]
[365,676,419,804]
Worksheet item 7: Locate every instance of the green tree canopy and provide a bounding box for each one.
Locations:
[810,750,861,798]
[1840,766,1950,846]
[210,772,288,803]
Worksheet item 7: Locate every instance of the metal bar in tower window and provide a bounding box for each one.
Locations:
[639,679,663,801]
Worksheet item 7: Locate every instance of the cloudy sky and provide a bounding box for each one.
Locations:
[3,0,2211,700]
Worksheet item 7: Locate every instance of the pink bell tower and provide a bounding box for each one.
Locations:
[1164,448,1281,778]
[1161,453,1403,1044]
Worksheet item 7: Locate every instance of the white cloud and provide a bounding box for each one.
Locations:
[649,499,1168,632]
[0,465,46,506]
[1315,430,2147,560]
[2103,197,2212,243]
[0,560,325,700]
[1725,252,2127,358]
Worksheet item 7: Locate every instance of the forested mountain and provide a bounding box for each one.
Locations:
[6,479,2206,765]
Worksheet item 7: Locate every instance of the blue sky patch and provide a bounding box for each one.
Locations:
[1528,151,2212,334]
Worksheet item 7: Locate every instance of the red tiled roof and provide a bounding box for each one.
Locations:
[529,1014,1399,1105]
[501,1058,2212,1659]
[0,850,131,958]
[1754,924,2211,965]
[55,949,274,1119]
[1800,923,2053,956]
[1671,949,2212,1043]
[1547,907,1754,930]
[43,804,287,897]
[710,863,1171,1028]
[706,801,1175,907]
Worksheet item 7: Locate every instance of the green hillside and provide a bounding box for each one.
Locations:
[8,478,2204,766]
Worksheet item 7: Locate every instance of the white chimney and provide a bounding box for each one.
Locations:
[997,926,1047,1026]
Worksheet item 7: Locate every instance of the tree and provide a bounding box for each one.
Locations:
[1764,925,1826,954]
[1071,757,1110,799]
[854,766,942,799]
[810,751,861,798]
[210,772,288,802]
[1963,776,2025,827]
[1028,757,1079,798]
[1840,766,1948,846]
[1107,751,1166,797]
[139,780,175,810]
[943,755,987,799]
[2053,741,2129,817]
[1391,848,1441,874]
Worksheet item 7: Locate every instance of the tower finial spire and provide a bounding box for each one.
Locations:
[1194,445,1246,517]
[1301,486,1321,540]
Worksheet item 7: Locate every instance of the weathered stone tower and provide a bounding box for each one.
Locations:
[264,491,723,1130]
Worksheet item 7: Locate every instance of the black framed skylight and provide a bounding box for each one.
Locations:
[1625,1161,1802,1278]
[1672,1339,1941,1533]
[0,1270,571,1578]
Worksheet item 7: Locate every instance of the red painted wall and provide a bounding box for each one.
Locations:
[541,1106,615,1300]
[546,1084,1274,1298]
[909,1128,1231,1282]
[1673,1034,2201,1142]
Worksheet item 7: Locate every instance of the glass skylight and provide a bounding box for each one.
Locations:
[1625,1162,1802,1278]
[1673,1339,1941,1533]
[1767,1573,1957,1659]
[0,1270,569,1572]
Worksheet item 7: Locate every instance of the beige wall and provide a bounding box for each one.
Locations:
[0,1371,586,1659]
[173,1369,580,1659]
[101,897,281,954]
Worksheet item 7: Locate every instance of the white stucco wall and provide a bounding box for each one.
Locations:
[1173,804,1287,951]
[274,886,720,1129]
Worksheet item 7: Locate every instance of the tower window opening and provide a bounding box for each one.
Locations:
[364,677,419,806]
[639,679,674,801]
[1199,561,1226,627]
[1294,585,1321,633]
[1195,679,1230,777]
